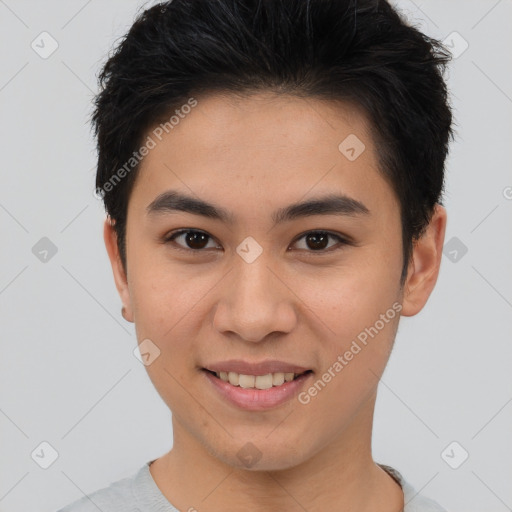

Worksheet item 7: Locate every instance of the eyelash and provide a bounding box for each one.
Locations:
[163,229,351,255]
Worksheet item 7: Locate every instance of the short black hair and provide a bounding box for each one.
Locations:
[92,0,455,286]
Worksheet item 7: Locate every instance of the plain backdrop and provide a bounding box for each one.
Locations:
[0,1,511,511]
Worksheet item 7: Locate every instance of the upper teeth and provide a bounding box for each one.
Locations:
[216,371,301,389]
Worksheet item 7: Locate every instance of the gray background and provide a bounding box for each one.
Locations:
[0,1,511,511]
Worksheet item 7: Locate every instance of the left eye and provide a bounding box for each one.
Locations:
[292,231,348,252]
[164,229,348,253]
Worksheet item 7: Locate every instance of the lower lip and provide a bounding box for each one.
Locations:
[202,370,313,411]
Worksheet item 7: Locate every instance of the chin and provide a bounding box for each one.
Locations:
[210,435,312,472]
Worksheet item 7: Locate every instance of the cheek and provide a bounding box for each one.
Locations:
[301,259,400,334]
[128,246,211,329]
[299,310,400,420]
[299,260,401,390]
[129,262,223,374]
[128,266,207,407]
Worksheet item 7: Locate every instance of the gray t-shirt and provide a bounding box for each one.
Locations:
[56,461,448,512]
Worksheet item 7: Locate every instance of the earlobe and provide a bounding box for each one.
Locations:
[400,204,447,317]
[103,217,134,323]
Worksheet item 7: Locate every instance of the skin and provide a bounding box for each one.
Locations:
[104,92,447,512]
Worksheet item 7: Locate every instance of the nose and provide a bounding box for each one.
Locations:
[212,256,297,343]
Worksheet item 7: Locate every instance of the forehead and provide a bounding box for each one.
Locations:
[131,92,396,218]
[165,91,373,157]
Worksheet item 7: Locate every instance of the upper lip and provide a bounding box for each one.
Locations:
[203,359,312,376]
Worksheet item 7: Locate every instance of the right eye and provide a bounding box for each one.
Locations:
[163,229,220,252]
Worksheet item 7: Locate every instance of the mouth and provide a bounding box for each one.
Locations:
[200,358,315,410]
[202,368,314,390]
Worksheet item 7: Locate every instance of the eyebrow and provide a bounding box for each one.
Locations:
[146,190,370,225]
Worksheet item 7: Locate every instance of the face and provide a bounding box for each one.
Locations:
[105,92,446,472]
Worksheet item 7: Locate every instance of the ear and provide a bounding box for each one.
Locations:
[103,217,134,322]
[401,204,447,317]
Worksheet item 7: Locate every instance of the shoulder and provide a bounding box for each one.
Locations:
[379,464,449,512]
[402,480,450,512]
[55,466,142,512]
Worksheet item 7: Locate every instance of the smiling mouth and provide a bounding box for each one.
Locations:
[203,368,313,390]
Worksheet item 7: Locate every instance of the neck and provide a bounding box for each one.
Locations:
[150,391,403,512]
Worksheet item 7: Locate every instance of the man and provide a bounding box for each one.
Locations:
[59,0,453,510]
